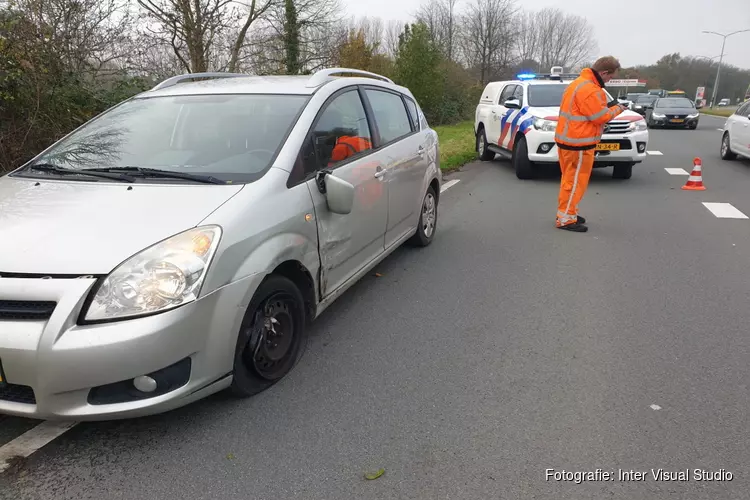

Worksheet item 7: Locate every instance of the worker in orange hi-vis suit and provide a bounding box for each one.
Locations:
[554,56,629,232]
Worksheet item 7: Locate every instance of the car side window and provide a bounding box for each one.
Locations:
[303,89,373,175]
[364,88,413,145]
[736,101,750,117]
[498,84,516,104]
[404,96,420,131]
[513,85,524,106]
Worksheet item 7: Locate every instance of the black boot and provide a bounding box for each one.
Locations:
[557,222,588,232]
[577,215,586,224]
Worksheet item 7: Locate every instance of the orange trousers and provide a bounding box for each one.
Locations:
[556,148,595,227]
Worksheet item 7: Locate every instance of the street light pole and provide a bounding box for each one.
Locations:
[702,29,750,108]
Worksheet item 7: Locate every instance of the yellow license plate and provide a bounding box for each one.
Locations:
[596,143,620,151]
[670,118,684,123]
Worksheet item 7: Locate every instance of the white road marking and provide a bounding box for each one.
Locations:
[650,404,662,411]
[702,202,749,219]
[664,168,689,175]
[647,151,663,155]
[440,179,460,193]
[0,421,78,473]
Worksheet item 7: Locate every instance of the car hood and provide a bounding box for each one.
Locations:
[0,176,244,275]
[652,107,697,115]
[529,107,640,121]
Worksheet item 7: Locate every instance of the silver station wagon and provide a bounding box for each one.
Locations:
[0,68,441,420]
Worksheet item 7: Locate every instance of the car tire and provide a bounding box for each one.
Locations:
[476,127,495,161]
[720,132,737,160]
[230,275,307,398]
[512,136,534,179]
[612,163,633,179]
[408,185,438,247]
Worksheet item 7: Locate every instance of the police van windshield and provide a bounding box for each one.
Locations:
[527,85,567,107]
[528,84,616,107]
[18,94,309,184]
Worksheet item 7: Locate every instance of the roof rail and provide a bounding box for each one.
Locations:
[306,67,394,88]
[151,72,249,91]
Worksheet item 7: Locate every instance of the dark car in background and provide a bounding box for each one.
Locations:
[645,97,700,129]
[632,94,658,116]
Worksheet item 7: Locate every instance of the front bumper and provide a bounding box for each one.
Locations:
[650,115,700,128]
[526,129,649,166]
[0,273,262,421]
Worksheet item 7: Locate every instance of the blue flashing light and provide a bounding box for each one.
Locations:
[517,73,536,80]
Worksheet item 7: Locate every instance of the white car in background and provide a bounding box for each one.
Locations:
[474,70,649,180]
[720,100,750,161]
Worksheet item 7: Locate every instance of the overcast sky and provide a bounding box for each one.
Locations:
[342,0,750,70]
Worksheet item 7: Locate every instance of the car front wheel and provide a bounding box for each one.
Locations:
[512,136,535,179]
[230,275,307,397]
[612,163,633,179]
[720,132,737,160]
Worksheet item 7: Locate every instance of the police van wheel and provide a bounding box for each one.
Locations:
[512,137,534,179]
[476,128,495,161]
[612,163,633,179]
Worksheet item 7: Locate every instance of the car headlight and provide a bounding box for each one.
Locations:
[687,113,699,118]
[533,117,557,132]
[83,226,222,322]
[630,119,647,131]
[652,113,666,118]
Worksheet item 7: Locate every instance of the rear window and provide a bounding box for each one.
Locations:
[20,94,309,183]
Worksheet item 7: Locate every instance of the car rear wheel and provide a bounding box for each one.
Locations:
[476,127,495,161]
[230,275,306,397]
[512,136,534,179]
[720,132,737,160]
[408,185,438,247]
[612,163,633,179]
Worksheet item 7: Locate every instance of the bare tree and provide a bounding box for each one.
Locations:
[517,7,597,72]
[415,0,459,61]
[460,0,518,84]
[382,20,403,58]
[136,0,274,73]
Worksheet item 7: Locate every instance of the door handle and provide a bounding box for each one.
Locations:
[374,166,386,179]
[491,110,497,114]
[417,146,425,156]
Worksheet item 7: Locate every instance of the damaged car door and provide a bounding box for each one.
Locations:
[303,87,388,296]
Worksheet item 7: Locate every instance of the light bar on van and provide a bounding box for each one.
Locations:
[517,73,536,80]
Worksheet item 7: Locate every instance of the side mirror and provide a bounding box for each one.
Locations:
[504,98,521,109]
[316,170,355,214]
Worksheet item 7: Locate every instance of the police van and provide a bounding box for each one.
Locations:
[474,68,650,180]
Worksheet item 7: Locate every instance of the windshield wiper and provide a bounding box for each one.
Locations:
[26,163,135,182]
[84,166,225,185]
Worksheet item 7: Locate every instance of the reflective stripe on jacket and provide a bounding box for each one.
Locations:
[555,68,623,150]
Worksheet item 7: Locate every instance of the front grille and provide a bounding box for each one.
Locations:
[604,121,631,134]
[668,114,687,119]
[0,383,36,404]
[0,300,57,320]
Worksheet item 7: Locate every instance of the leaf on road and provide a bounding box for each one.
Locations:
[226,453,236,460]
[374,273,383,277]
[364,468,385,480]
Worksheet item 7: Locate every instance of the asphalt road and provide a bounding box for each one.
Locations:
[3,113,750,500]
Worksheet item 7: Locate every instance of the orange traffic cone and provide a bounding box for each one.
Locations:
[682,157,706,191]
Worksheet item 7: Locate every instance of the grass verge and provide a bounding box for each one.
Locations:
[434,120,476,171]
[700,108,734,117]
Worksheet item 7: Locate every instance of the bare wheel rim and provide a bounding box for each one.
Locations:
[244,292,296,381]
[421,192,436,238]
[721,136,728,156]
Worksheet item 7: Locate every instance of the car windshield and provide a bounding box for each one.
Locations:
[17,93,309,183]
[527,84,567,107]
[626,94,642,100]
[636,95,657,104]
[656,98,694,108]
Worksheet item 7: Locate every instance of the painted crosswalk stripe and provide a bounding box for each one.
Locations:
[702,202,748,219]
[647,151,663,155]
[440,179,460,193]
[0,421,78,473]
[664,168,689,175]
